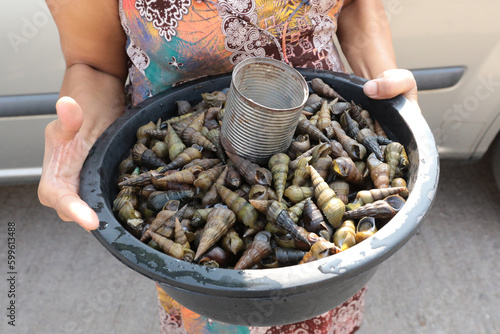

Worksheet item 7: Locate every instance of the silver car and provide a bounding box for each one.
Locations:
[1,0,499,185]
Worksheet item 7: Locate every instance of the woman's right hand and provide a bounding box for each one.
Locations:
[38,97,99,231]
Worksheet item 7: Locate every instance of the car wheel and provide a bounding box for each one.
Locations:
[493,133,500,190]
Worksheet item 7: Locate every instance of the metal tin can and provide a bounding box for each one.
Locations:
[221,57,309,164]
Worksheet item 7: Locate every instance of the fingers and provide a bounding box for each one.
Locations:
[38,184,100,231]
[58,193,100,231]
[363,69,418,103]
[56,192,100,231]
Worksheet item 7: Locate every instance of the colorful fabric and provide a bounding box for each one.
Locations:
[119,0,346,105]
[157,284,366,334]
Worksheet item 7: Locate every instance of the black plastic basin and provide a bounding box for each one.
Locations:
[80,69,439,326]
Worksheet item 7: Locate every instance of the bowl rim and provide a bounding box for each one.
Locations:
[80,69,440,299]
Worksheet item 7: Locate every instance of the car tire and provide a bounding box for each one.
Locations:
[493,133,500,190]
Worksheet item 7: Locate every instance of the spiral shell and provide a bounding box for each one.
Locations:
[332,157,365,188]
[161,145,203,172]
[311,78,346,101]
[299,239,340,264]
[250,200,310,245]
[316,100,335,139]
[291,156,312,187]
[355,217,378,243]
[302,197,326,234]
[226,151,272,186]
[275,247,307,267]
[333,220,356,251]
[343,195,406,219]
[181,113,217,153]
[302,93,323,115]
[309,165,345,228]
[234,231,272,270]
[136,121,156,146]
[296,115,330,143]
[166,123,186,162]
[284,185,313,203]
[132,143,167,169]
[332,121,366,161]
[268,153,290,202]
[193,164,225,191]
[194,207,236,261]
[346,186,407,211]
[287,134,311,160]
[385,142,404,181]
[215,184,259,229]
[221,229,244,255]
[150,231,194,262]
[329,180,349,205]
[391,178,409,197]
[367,153,390,189]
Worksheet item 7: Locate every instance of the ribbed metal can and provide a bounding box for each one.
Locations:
[221,57,309,164]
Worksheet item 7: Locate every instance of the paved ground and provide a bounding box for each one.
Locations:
[1,154,499,334]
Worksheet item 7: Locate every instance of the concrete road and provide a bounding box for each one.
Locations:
[1,154,499,334]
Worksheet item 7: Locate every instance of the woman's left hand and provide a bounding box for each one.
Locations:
[363,69,418,106]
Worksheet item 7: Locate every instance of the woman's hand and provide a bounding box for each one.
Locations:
[363,69,418,104]
[38,97,99,231]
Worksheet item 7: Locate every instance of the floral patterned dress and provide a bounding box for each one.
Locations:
[120,0,346,106]
[119,0,366,332]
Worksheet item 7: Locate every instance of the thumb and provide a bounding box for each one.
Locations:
[363,69,418,103]
[52,96,84,141]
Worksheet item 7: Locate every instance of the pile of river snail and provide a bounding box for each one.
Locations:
[113,78,410,270]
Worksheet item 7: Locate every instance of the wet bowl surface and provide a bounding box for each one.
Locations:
[80,69,439,326]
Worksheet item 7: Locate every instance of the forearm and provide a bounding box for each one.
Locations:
[337,0,396,79]
[60,63,126,144]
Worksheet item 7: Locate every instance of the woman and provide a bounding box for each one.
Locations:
[39,0,418,332]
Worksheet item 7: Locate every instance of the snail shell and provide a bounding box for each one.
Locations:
[287,134,311,160]
[347,186,407,211]
[176,100,192,115]
[284,185,313,203]
[193,164,225,191]
[291,156,312,187]
[195,207,236,261]
[215,184,259,229]
[226,151,272,186]
[343,194,406,219]
[299,239,340,264]
[332,157,365,188]
[329,180,350,205]
[311,78,346,101]
[161,145,203,172]
[310,165,345,228]
[302,93,323,115]
[296,115,330,143]
[367,153,390,189]
[268,153,290,202]
[234,231,272,270]
[385,142,404,181]
[316,100,335,139]
[250,200,310,245]
[136,121,156,146]
[333,220,357,251]
[221,229,244,255]
[132,143,167,169]
[332,121,367,161]
[275,247,307,267]
[166,123,186,162]
[150,232,194,262]
[355,217,378,243]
